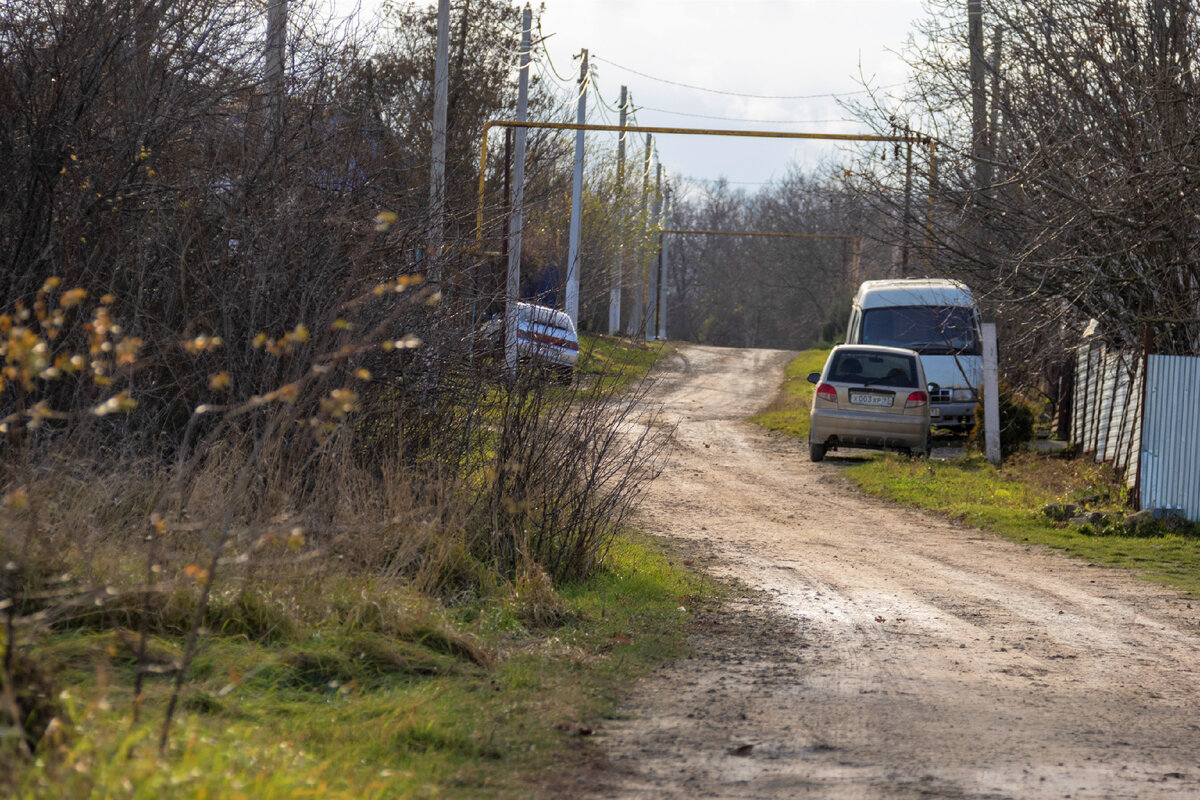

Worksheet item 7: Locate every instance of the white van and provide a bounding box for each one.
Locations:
[845,279,982,428]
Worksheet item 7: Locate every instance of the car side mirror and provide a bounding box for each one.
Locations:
[807,372,821,384]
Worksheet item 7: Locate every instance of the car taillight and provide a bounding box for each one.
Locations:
[816,383,837,403]
[905,390,928,408]
[521,330,576,350]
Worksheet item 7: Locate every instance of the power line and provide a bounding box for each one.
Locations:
[591,54,898,100]
[678,175,778,187]
[636,105,861,125]
[534,22,575,84]
[589,72,625,115]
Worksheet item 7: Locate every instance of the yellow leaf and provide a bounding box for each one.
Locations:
[374,211,398,232]
[184,564,210,583]
[59,288,88,309]
[91,391,137,416]
[115,337,142,366]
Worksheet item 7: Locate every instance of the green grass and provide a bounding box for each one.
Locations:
[843,452,1200,595]
[758,347,1200,597]
[9,534,715,799]
[749,345,830,440]
[576,334,668,394]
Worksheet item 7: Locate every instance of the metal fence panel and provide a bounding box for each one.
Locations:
[1140,355,1200,520]
[1124,356,1142,488]
[1071,341,1142,491]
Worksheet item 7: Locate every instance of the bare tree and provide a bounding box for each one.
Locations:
[847,0,1200,365]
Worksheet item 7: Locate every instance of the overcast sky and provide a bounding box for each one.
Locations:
[340,0,928,194]
[538,0,925,193]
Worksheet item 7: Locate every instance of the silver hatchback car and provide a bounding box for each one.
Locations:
[807,344,930,462]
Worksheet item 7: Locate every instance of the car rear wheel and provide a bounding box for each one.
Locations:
[809,442,826,462]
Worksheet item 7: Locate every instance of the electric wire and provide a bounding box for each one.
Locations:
[533,58,589,110]
[678,175,777,187]
[591,54,902,100]
[635,105,862,125]
[534,20,576,84]
[589,71,625,115]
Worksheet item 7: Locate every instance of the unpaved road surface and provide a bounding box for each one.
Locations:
[585,344,1200,800]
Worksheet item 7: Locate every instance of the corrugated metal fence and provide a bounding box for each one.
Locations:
[1072,340,1200,520]
[1140,356,1200,519]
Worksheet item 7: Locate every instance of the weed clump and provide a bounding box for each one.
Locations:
[510,563,570,629]
[970,386,1037,457]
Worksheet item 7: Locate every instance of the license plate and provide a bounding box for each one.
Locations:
[930,407,941,417]
[849,391,894,408]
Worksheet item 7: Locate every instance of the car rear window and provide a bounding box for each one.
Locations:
[828,350,918,387]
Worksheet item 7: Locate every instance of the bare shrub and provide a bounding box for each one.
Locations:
[477,364,671,583]
[0,0,670,773]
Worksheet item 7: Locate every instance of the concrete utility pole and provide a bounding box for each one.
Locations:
[646,161,662,341]
[627,134,652,336]
[566,49,588,326]
[429,0,450,282]
[265,0,287,146]
[608,86,628,335]
[656,185,671,341]
[968,0,990,190]
[902,127,913,277]
[989,27,1003,187]
[982,322,1001,464]
[504,6,532,373]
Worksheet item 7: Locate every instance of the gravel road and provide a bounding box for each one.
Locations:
[584,343,1200,800]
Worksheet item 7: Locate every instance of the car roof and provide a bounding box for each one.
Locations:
[854,279,975,310]
[830,344,922,358]
[516,302,575,331]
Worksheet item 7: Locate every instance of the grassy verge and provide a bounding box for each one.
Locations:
[4,332,695,797]
[748,346,830,440]
[10,534,715,799]
[759,348,1200,597]
[577,334,668,394]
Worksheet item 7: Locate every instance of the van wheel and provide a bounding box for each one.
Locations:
[809,442,826,463]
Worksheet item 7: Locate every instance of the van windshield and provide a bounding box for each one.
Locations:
[860,306,979,355]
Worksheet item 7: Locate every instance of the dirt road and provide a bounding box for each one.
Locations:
[586,344,1200,800]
